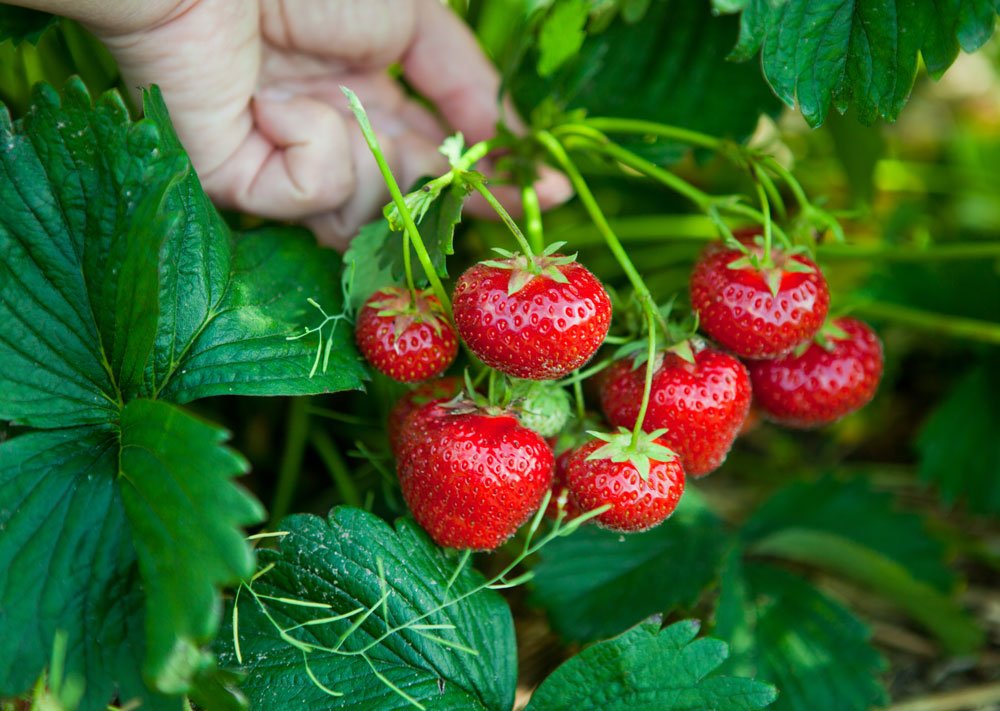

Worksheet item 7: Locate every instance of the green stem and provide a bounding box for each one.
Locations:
[521,183,545,254]
[343,88,452,319]
[818,241,1000,261]
[402,227,417,302]
[752,167,773,263]
[584,137,714,209]
[537,131,660,447]
[310,429,361,508]
[537,132,658,316]
[271,397,310,526]
[569,135,791,244]
[853,301,1000,345]
[631,312,657,442]
[572,378,586,420]
[566,118,723,151]
[471,180,536,258]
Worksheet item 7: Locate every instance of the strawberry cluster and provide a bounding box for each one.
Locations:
[355,235,883,552]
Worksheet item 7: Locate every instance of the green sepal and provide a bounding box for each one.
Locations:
[585,428,677,481]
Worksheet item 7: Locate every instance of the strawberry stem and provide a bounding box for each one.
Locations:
[630,311,658,445]
[537,131,662,448]
[853,301,1000,345]
[342,87,453,320]
[471,180,537,260]
[752,167,774,266]
[401,228,418,304]
[521,183,545,254]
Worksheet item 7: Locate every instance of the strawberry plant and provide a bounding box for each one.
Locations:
[3,2,1000,710]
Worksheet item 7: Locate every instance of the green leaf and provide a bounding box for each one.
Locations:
[218,508,517,710]
[715,558,888,711]
[741,476,979,653]
[718,0,1000,127]
[526,618,777,711]
[0,79,363,706]
[530,491,730,641]
[0,427,178,711]
[537,0,589,76]
[118,400,264,693]
[918,364,1000,515]
[159,227,366,401]
[742,475,955,591]
[0,5,55,44]
[342,182,465,311]
[0,80,364,425]
[511,0,782,160]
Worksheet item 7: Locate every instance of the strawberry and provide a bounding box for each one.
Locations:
[545,449,584,520]
[689,241,829,359]
[395,401,554,550]
[510,380,572,437]
[355,287,457,383]
[599,345,751,477]
[387,376,462,453]
[565,431,684,533]
[747,317,884,428]
[452,253,611,380]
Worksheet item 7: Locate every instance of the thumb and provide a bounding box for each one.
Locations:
[200,91,357,218]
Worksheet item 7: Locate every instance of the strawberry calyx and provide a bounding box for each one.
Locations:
[798,317,851,355]
[369,286,450,339]
[725,239,817,298]
[480,242,579,296]
[584,427,678,481]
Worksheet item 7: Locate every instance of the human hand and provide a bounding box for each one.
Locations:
[83,0,571,249]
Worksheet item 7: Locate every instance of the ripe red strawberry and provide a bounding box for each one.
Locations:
[690,241,829,359]
[747,317,883,428]
[599,345,751,476]
[452,253,611,380]
[565,431,684,533]
[387,376,462,453]
[395,402,554,550]
[545,449,584,520]
[356,287,457,382]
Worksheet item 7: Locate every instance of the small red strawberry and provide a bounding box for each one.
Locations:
[600,345,751,477]
[545,449,584,521]
[387,376,462,453]
[690,241,829,359]
[356,287,458,383]
[452,251,611,380]
[747,317,883,428]
[395,401,554,550]
[565,430,684,533]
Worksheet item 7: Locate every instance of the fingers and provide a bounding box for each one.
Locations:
[199,93,356,219]
[306,112,448,250]
[402,0,507,144]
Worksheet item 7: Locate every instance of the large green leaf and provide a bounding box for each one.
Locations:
[118,400,264,693]
[527,619,777,710]
[715,558,888,711]
[218,508,517,710]
[918,364,1000,515]
[741,476,979,653]
[716,0,1000,127]
[742,475,955,591]
[0,78,364,427]
[0,428,176,711]
[530,491,730,642]
[511,0,782,157]
[0,79,365,706]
